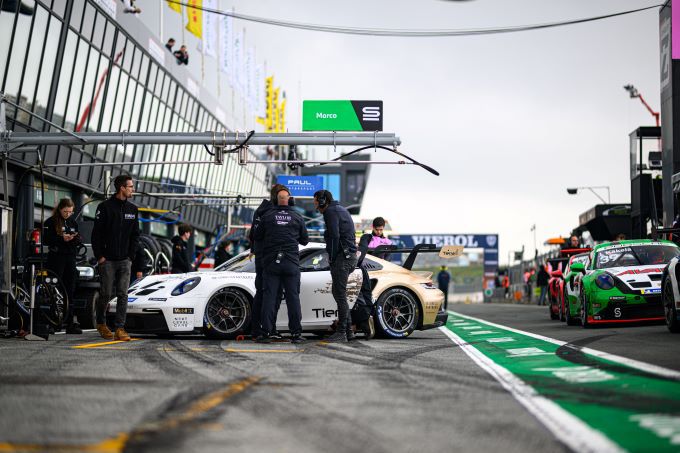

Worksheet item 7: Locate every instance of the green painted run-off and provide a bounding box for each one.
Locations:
[445,312,680,452]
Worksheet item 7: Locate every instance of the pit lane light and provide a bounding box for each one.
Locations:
[171,277,201,296]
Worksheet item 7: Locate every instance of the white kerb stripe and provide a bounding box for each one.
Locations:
[439,326,623,453]
[448,311,680,380]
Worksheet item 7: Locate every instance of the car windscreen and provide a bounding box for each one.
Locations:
[216,252,256,273]
[595,244,680,269]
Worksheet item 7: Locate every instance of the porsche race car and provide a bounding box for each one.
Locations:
[575,240,680,327]
[107,243,448,339]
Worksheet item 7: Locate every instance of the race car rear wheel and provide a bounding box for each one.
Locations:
[663,278,680,333]
[580,289,590,329]
[203,288,251,339]
[374,288,420,339]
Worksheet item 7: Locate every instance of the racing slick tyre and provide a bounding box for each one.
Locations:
[559,293,566,322]
[374,287,420,339]
[580,289,590,329]
[549,296,559,320]
[663,278,680,333]
[75,290,98,329]
[564,288,580,326]
[203,288,252,339]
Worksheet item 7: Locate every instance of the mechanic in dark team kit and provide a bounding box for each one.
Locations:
[254,186,309,344]
[91,175,140,342]
[315,190,358,342]
[249,183,287,340]
[171,223,193,274]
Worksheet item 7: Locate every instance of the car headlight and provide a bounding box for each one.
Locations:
[420,282,438,289]
[595,273,615,290]
[77,266,95,279]
[171,277,201,296]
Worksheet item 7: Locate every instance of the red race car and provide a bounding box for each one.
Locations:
[548,248,592,321]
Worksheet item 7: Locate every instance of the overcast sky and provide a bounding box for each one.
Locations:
[217,0,661,263]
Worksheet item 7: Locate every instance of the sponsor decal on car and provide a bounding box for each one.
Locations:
[641,288,662,295]
[173,307,194,314]
[149,297,167,301]
[127,297,137,302]
[617,268,664,276]
[609,296,626,301]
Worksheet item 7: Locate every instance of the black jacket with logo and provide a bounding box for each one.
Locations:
[322,201,357,262]
[43,216,81,256]
[254,205,309,267]
[91,196,140,261]
[249,199,273,256]
[171,235,193,273]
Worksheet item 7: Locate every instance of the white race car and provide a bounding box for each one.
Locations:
[107,242,447,339]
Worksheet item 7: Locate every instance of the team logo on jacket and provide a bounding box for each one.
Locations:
[486,235,497,247]
[124,214,135,220]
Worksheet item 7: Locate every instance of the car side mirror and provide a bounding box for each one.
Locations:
[550,270,563,278]
[570,263,585,274]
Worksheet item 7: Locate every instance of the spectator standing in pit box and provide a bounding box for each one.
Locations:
[563,235,581,249]
[356,217,392,339]
[165,38,175,53]
[171,224,193,274]
[213,241,233,268]
[92,175,140,341]
[537,262,550,306]
[254,187,309,344]
[249,184,287,340]
[437,266,452,310]
[314,190,358,342]
[43,198,82,334]
[502,274,510,298]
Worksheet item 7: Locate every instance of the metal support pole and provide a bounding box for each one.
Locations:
[104,170,111,198]
[5,131,401,148]
[43,159,414,168]
[24,264,45,341]
[0,99,8,204]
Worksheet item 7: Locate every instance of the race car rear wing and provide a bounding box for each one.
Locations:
[651,227,680,242]
[560,247,592,257]
[364,244,463,271]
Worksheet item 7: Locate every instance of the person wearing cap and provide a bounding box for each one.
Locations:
[254,186,309,343]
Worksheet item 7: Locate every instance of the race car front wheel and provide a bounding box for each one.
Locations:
[663,278,680,333]
[203,288,251,339]
[374,288,420,339]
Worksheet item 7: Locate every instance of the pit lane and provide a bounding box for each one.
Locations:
[0,317,564,453]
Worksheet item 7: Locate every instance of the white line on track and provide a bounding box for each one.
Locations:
[447,310,680,380]
[439,326,624,453]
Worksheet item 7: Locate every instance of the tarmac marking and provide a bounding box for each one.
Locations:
[0,376,260,452]
[443,310,680,453]
[72,338,142,349]
[225,348,303,353]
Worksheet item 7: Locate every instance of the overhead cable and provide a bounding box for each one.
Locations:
[166,1,661,37]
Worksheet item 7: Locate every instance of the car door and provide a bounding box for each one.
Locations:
[294,249,361,329]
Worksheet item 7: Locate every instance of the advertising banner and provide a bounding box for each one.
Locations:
[219,15,233,82]
[276,175,322,198]
[203,0,217,58]
[302,100,382,131]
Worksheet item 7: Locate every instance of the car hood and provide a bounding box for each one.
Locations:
[599,264,666,292]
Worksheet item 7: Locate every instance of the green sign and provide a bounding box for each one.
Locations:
[302,100,382,132]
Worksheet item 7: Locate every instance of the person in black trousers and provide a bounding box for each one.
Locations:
[254,186,309,343]
[314,190,358,342]
[43,198,82,334]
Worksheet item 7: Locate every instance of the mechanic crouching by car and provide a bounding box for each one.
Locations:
[355,216,392,339]
[315,190,358,342]
[254,186,309,344]
[91,175,140,341]
[43,198,82,334]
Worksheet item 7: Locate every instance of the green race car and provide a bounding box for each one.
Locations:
[571,240,680,327]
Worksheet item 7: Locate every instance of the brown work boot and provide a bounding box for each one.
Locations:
[97,324,114,340]
[114,328,131,342]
